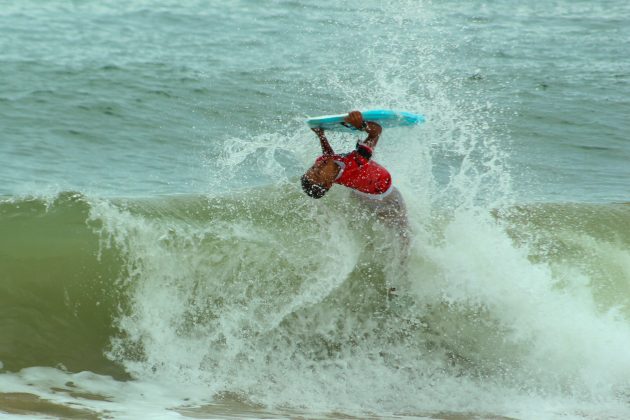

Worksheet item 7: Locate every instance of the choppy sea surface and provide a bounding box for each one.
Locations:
[1,1,630,419]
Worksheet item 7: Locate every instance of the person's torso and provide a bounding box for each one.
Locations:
[331,151,392,196]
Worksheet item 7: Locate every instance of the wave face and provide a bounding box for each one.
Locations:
[2,191,630,416]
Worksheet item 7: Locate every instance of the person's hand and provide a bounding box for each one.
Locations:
[344,110,364,130]
[311,127,325,136]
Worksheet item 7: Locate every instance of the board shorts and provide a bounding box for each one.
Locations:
[351,186,408,232]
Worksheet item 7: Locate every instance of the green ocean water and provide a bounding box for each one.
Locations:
[1,1,630,419]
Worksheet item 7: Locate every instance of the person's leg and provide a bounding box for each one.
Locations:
[351,188,408,236]
[352,188,410,259]
[376,188,409,249]
[352,188,410,297]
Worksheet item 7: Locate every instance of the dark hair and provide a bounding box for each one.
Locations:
[300,175,327,199]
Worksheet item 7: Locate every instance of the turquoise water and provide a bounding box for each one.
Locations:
[1,1,630,419]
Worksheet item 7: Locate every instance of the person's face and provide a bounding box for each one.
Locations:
[303,159,336,189]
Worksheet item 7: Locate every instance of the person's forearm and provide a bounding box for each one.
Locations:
[362,122,382,148]
[317,132,334,155]
[345,111,382,149]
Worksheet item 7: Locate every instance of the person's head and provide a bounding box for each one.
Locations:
[300,174,327,198]
[300,157,338,199]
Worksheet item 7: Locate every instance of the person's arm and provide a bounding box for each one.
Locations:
[344,110,382,149]
[311,128,334,155]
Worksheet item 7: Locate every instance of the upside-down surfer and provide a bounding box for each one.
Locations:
[300,110,408,235]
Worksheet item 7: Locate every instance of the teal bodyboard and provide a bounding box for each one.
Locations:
[305,109,425,133]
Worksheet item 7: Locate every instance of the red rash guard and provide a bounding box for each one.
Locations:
[316,144,393,197]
